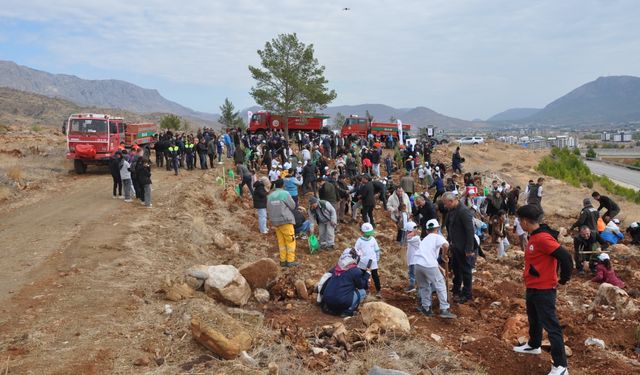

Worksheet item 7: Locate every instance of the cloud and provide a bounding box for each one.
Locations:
[1,0,640,118]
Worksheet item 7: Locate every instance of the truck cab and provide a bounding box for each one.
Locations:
[341,116,369,138]
[66,114,125,173]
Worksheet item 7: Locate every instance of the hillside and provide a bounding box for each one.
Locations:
[0,60,217,122]
[526,76,640,126]
[487,108,541,122]
[0,87,218,128]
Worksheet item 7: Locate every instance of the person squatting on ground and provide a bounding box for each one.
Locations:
[411,219,456,319]
[513,204,573,375]
[355,223,382,298]
[267,179,298,267]
[573,226,608,275]
[318,248,370,317]
[591,252,625,288]
[309,196,338,250]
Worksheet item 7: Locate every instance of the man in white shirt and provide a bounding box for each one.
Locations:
[412,219,456,319]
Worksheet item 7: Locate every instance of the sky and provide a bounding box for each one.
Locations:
[1,0,639,120]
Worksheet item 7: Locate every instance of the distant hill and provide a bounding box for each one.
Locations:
[524,76,640,126]
[0,60,217,122]
[243,104,487,130]
[487,108,541,122]
[0,87,218,129]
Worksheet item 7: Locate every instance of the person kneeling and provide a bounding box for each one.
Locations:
[319,248,370,317]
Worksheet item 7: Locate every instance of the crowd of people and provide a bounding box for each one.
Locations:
[109,125,639,375]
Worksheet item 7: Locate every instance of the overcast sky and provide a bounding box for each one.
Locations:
[1,0,639,120]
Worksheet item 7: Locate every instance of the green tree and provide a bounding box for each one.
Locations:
[249,33,336,141]
[365,110,374,123]
[586,147,597,158]
[218,98,243,129]
[333,112,346,130]
[160,114,181,131]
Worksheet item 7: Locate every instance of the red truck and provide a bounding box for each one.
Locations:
[340,115,411,139]
[248,111,330,135]
[66,113,158,174]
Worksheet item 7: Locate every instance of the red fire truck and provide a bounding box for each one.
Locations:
[340,115,411,139]
[65,113,158,174]
[248,111,330,135]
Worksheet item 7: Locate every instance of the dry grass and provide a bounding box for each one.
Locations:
[6,165,24,183]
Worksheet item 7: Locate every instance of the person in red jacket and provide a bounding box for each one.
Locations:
[513,204,573,375]
[591,253,625,288]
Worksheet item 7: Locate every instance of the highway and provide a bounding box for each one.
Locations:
[585,160,640,190]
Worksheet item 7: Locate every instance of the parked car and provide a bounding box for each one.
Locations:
[457,136,485,145]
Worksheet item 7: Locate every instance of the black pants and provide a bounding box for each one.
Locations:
[112,175,122,196]
[239,175,253,197]
[604,209,619,219]
[371,269,381,292]
[432,190,444,203]
[156,150,163,167]
[526,288,567,367]
[450,249,473,299]
[208,153,215,167]
[362,205,375,227]
[199,153,207,169]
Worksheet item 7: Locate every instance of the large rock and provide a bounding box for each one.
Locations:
[238,258,280,289]
[593,282,638,317]
[186,265,210,280]
[186,299,253,360]
[501,314,528,341]
[360,302,410,334]
[204,265,251,306]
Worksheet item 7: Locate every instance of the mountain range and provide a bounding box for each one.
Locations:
[488,76,640,126]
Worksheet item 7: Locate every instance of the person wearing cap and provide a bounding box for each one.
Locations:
[309,196,337,250]
[404,221,420,293]
[267,179,299,267]
[600,216,624,245]
[573,225,608,275]
[268,165,280,183]
[570,198,599,232]
[591,253,625,288]
[412,219,456,319]
[355,223,382,298]
[512,204,572,375]
[627,222,640,244]
[591,191,620,219]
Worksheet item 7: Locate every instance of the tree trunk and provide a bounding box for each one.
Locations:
[283,112,290,143]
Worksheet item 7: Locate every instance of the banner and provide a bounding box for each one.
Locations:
[397,119,404,145]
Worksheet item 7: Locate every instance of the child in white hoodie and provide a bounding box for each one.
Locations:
[405,221,420,292]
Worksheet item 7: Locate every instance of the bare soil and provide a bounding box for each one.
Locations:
[1,128,639,374]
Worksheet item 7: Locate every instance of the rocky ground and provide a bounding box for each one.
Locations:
[0,126,639,375]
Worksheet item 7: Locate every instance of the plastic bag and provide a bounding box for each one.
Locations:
[228,169,235,179]
[308,234,320,253]
[234,185,241,196]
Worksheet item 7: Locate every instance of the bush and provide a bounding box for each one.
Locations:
[586,147,597,158]
[536,147,640,203]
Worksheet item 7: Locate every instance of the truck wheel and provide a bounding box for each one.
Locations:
[74,160,87,174]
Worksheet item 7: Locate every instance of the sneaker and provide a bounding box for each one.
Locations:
[513,343,542,355]
[286,261,300,267]
[548,365,568,375]
[416,306,427,314]
[300,234,308,240]
[420,307,434,317]
[118,196,125,200]
[405,286,416,293]
[112,195,117,199]
[454,295,469,304]
[439,309,457,319]
[124,199,132,203]
[145,204,152,208]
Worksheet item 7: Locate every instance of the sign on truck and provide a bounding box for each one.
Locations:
[340,115,411,139]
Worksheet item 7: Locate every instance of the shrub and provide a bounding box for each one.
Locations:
[586,147,597,158]
[536,147,640,204]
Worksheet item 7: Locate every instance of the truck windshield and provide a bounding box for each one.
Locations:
[251,114,262,122]
[70,119,108,133]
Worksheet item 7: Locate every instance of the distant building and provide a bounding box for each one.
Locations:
[602,131,632,142]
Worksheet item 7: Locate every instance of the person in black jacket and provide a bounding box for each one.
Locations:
[133,149,146,203]
[443,192,475,303]
[372,178,387,210]
[592,191,620,219]
[253,179,268,234]
[359,175,376,227]
[109,152,123,199]
[302,162,318,196]
[573,226,608,275]
[138,158,152,208]
[413,196,437,239]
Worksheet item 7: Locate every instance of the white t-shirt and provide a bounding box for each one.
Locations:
[514,217,526,236]
[412,233,448,268]
[356,236,380,270]
[268,169,280,182]
[406,236,420,266]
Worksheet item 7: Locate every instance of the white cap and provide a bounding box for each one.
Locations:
[426,219,440,229]
[404,221,418,231]
[597,253,610,261]
[471,205,479,211]
[612,218,620,224]
[361,223,374,233]
[631,222,638,228]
